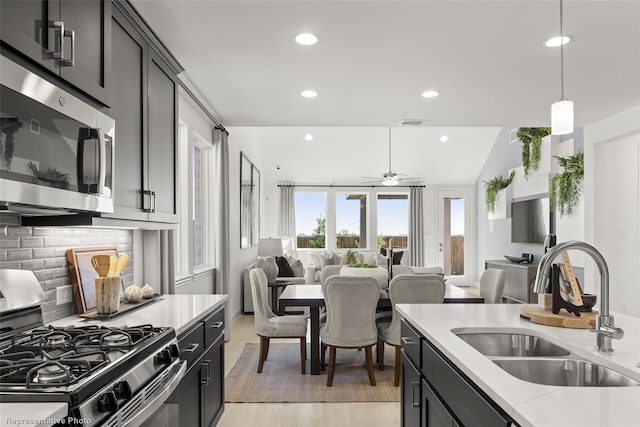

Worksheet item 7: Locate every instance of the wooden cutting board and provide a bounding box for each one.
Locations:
[520,306,597,329]
[67,246,121,314]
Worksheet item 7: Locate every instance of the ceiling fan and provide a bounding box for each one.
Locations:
[361,128,422,186]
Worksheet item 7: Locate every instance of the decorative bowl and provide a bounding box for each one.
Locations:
[504,255,528,263]
[579,294,597,312]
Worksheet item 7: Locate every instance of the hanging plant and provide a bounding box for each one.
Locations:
[484,169,516,213]
[517,127,551,178]
[550,152,584,217]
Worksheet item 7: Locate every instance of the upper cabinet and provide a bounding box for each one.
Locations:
[104,5,178,224]
[0,0,111,105]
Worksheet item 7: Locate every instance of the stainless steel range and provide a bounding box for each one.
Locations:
[0,270,186,427]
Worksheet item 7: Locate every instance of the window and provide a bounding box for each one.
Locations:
[295,193,326,249]
[175,119,213,277]
[377,194,408,249]
[192,144,204,267]
[335,193,367,248]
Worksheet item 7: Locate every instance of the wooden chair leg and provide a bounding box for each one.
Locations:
[327,346,336,386]
[394,345,401,387]
[321,343,327,370]
[300,337,306,374]
[265,337,270,360]
[257,336,269,373]
[378,338,385,371]
[365,345,376,386]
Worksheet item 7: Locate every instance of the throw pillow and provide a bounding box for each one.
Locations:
[393,251,404,265]
[285,255,304,277]
[275,256,294,277]
[366,252,392,266]
[309,251,337,269]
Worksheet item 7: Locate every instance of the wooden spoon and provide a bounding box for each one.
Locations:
[92,255,110,277]
[107,255,118,277]
[115,254,130,277]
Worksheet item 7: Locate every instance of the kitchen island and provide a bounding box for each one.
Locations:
[396,303,640,427]
[1,294,228,427]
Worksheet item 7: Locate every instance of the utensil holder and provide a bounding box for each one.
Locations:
[96,276,121,314]
[551,264,581,317]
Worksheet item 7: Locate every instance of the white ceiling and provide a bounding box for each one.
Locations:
[131,0,640,184]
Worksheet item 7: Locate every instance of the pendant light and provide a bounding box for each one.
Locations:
[551,0,573,135]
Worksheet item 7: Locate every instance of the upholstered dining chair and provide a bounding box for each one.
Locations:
[320,275,380,386]
[249,268,308,374]
[377,274,446,386]
[479,268,506,303]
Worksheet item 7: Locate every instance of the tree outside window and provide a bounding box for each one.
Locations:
[295,192,326,249]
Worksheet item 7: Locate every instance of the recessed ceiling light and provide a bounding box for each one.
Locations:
[421,90,440,98]
[301,90,317,98]
[295,33,318,46]
[544,35,571,47]
[440,135,449,143]
[305,134,313,141]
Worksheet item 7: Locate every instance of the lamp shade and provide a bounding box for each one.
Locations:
[551,99,574,135]
[258,238,284,257]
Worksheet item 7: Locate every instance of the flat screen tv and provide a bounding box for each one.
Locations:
[511,197,549,243]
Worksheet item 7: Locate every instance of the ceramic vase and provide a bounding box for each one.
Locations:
[256,256,279,282]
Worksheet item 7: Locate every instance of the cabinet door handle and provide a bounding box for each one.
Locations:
[184,343,200,353]
[200,361,209,385]
[51,21,64,59]
[210,322,223,329]
[401,337,415,346]
[151,191,156,213]
[61,29,75,67]
[143,190,153,212]
[411,381,420,408]
[206,360,212,386]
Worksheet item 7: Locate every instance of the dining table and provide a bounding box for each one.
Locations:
[278,283,484,375]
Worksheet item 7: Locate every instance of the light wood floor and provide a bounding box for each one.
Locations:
[217,315,401,427]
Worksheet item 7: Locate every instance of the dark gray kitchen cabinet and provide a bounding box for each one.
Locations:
[172,306,225,427]
[106,6,178,223]
[401,351,422,427]
[0,0,111,105]
[401,320,514,427]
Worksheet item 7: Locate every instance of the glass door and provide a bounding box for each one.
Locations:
[436,188,474,285]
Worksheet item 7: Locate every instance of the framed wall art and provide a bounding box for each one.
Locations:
[240,152,253,249]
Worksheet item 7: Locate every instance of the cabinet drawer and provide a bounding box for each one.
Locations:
[204,306,225,346]
[401,320,421,368]
[178,322,204,367]
[422,340,510,427]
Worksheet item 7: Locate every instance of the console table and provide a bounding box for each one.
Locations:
[485,260,538,303]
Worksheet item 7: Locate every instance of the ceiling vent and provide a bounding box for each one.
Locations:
[399,119,426,126]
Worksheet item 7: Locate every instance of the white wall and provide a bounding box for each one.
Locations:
[584,105,640,317]
[226,127,265,322]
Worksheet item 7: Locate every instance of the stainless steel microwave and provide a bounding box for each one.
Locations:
[0,55,115,214]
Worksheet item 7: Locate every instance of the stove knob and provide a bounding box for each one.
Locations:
[168,344,180,358]
[113,381,132,400]
[97,391,118,413]
[157,348,172,365]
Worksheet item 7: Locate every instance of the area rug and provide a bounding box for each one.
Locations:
[225,343,400,403]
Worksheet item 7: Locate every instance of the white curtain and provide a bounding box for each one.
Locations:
[278,182,297,251]
[212,127,230,294]
[409,186,424,266]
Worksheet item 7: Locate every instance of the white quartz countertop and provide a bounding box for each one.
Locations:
[0,402,67,427]
[49,294,228,336]
[0,294,228,427]
[396,303,640,427]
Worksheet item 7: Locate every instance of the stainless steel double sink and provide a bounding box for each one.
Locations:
[452,329,640,387]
